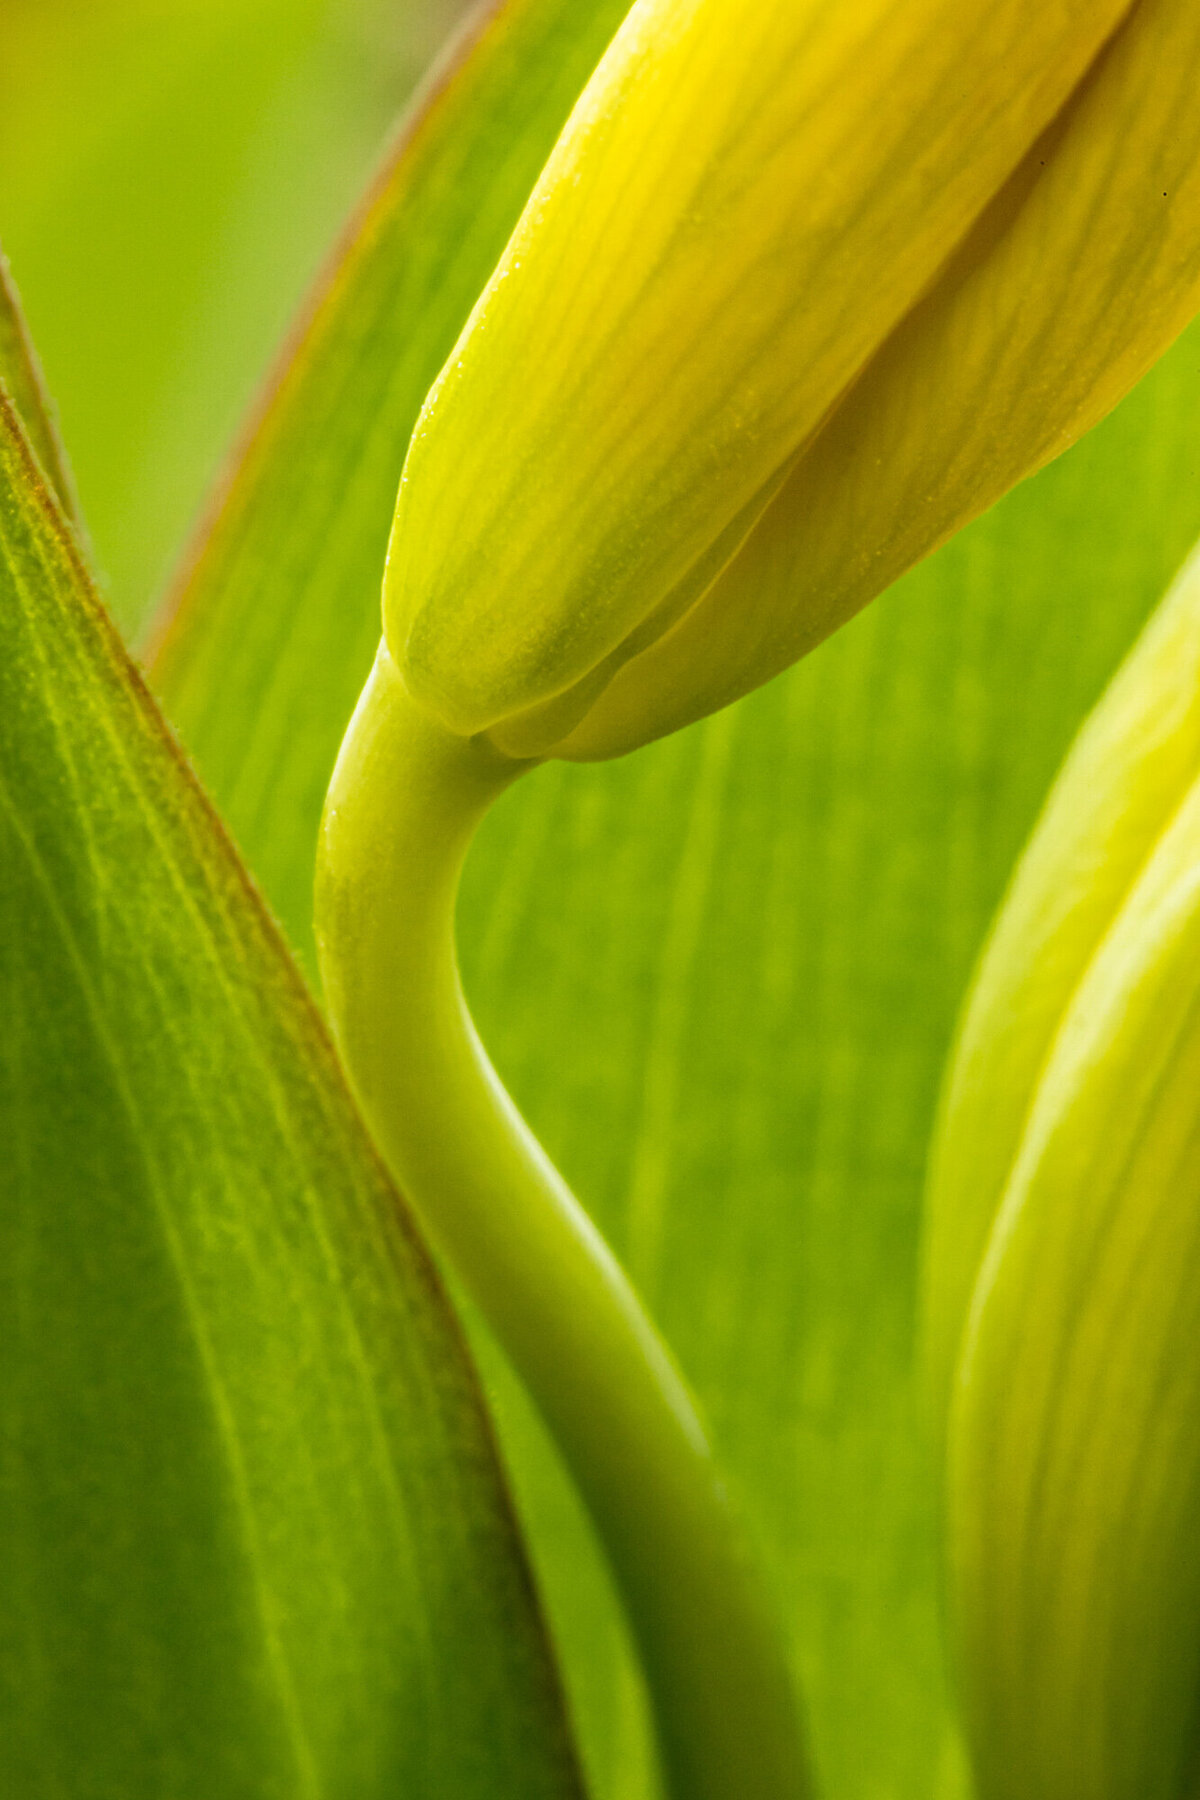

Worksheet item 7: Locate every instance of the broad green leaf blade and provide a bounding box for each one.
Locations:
[149,0,629,969]
[0,245,79,526]
[0,394,583,1799]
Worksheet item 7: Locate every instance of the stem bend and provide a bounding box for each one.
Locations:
[316,642,809,1800]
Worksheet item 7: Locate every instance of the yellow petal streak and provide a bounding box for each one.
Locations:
[386,0,1133,736]
[922,548,1200,1446]
[949,771,1200,1800]
[564,0,1200,759]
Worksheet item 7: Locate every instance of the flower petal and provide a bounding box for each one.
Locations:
[387,0,1133,736]
[949,768,1200,1800]
[922,546,1200,1447]
[567,0,1200,759]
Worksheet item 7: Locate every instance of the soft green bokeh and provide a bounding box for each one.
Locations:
[0,0,464,633]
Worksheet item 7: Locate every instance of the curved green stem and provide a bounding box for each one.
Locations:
[316,642,809,1800]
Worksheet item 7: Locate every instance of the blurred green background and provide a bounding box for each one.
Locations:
[0,0,466,637]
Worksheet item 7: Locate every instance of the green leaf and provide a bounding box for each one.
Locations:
[0,245,79,526]
[146,1,1200,1793]
[0,391,583,1797]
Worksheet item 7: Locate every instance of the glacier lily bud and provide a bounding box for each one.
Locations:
[922,548,1200,1799]
[385,0,1200,762]
[923,547,1200,1434]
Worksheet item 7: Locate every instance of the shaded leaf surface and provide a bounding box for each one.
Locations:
[0,0,406,628]
[0,395,583,1799]
[147,0,1200,1791]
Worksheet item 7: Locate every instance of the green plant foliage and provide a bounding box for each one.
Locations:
[0,391,584,1800]
[150,14,1200,1792]
[111,1,1200,1794]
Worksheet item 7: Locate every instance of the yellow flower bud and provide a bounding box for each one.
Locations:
[383,0,1149,756]
[951,784,1200,1800]
[923,547,1200,1434]
[562,0,1200,760]
[923,550,1200,1798]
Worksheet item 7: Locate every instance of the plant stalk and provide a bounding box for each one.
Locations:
[316,641,809,1800]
